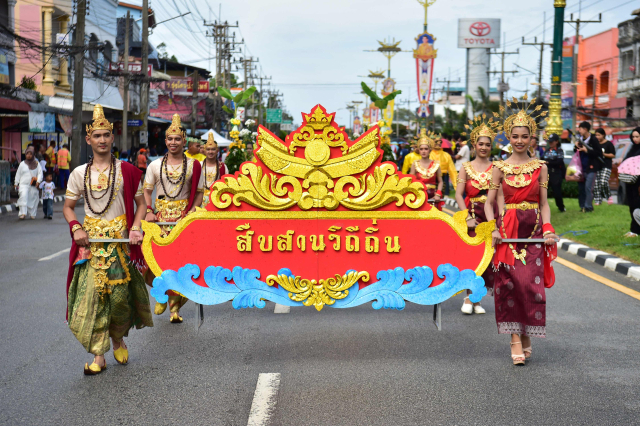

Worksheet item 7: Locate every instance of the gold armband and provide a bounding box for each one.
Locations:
[540,180,549,188]
[489,183,500,190]
[456,178,466,184]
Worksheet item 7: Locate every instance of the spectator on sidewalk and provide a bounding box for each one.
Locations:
[454,138,470,172]
[542,134,566,212]
[39,173,55,219]
[624,127,640,237]
[594,128,615,206]
[45,141,56,174]
[137,148,148,174]
[57,144,71,189]
[575,122,603,213]
[14,146,43,219]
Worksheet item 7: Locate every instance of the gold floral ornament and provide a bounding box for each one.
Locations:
[86,104,114,135]
[266,271,370,311]
[210,106,426,211]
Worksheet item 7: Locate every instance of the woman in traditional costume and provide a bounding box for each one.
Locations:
[63,105,153,375]
[14,146,43,219]
[410,128,443,210]
[144,114,204,323]
[485,97,558,366]
[200,132,227,207]
[456,115,502,315]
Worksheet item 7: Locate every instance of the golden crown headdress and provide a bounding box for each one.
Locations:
[463,113,502,145]
[204,132,218,148]
[166,113,186,139]
[501,93,547,137]
[417,128,437,149]
[86,104,113,135]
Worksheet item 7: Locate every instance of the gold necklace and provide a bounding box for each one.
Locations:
[92,164,111,191]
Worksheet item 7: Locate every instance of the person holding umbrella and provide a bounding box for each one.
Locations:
[618,127,640,237]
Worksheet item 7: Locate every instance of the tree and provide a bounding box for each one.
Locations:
[156,42,178,62]
[465,87,499,117]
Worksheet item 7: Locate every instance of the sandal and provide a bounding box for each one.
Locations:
[624,232,638,238]
[169,312,183,323]
[83,360,107,375]
[523,346,532,360]
[510,341,525,366]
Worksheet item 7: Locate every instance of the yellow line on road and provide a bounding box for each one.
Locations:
[555,256,640,301]
[443,207,456,215]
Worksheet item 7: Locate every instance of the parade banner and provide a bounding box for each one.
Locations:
[381,78,396,125]
[414,31,437,118]
[142,105,492,311]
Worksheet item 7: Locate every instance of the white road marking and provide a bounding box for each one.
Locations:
[38,248,70,262]
[273,304,290,314]
[247,373,281,426]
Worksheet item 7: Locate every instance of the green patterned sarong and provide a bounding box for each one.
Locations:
[68,249,153,355]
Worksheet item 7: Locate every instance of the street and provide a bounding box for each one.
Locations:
[1,204,639,425]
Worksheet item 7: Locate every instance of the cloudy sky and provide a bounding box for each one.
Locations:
[147,0,636,127]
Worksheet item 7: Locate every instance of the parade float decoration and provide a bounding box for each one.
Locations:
[414,0,438,119]
[141,105,493,323]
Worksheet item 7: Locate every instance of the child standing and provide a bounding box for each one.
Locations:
[39,173,55,219]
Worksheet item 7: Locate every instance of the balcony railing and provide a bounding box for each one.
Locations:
[618,77,640,93]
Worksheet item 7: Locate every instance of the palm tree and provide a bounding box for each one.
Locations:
[465,87,499,117]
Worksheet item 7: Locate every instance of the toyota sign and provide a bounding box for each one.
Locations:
[458,18,501,48]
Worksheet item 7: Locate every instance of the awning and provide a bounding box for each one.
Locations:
[28,102,72,116]
[48,96,73,111]
[148,116,172,124]
[151,70,171,81]
[0,97,31,112]
[200,129,234,147]
[82,77,123,111]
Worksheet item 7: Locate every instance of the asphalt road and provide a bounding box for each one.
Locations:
[1,204,639,425]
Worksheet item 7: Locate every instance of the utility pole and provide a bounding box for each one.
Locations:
[140,0,149,144]
[257,75,271,126]
[488,42,518,114]
[565,11,601,131]
[191,70,199,136]
[436,70,461,128]
[522,35,552,100]
[71,0,86,169]
[122,11,130,152]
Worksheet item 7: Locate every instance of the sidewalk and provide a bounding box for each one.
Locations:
[0,189,67,215]
[442,196,640,282]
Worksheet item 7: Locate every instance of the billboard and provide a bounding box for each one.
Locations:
[458,19,501,49]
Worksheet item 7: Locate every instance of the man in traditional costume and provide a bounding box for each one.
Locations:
[14,146,43,219]
[401,139,421,174]
[185,136,206,162]
[201,132,226,207]
[63,104,153,375]
[144,114,204,322]
[430,134,457,194]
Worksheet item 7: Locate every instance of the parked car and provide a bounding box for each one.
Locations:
[610,138,631,204]
[561,142,574,165]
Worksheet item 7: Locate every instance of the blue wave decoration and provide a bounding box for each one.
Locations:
[151,264,486,309]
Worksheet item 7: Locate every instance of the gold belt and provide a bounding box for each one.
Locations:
[156,198,188,218]
[470,196,487,203]
[425,184,436,189]
[505,201,539,210]
[83,213,127,239]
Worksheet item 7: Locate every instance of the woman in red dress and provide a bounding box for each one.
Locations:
[485,99,558,366]
[410,129,443,210]
[456,116,502,315]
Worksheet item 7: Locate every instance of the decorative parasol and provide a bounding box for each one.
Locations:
[618,156,640,176]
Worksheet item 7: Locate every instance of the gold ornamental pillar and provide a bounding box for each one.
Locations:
[58,15,70,90]
[42,7,55,86]
[546,0,566,136]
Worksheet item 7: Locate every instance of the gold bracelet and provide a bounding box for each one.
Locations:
[71,224,83,234]
[130,226,141,232]
[543,231,553,236]
[146,208,154,214]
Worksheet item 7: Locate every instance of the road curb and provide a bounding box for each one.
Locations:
[557,239,640,281]
[443,196,640,281]
[0,195,66,215]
